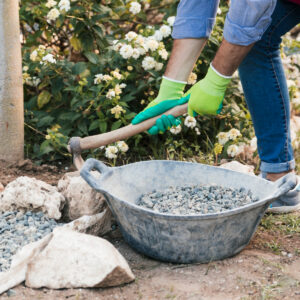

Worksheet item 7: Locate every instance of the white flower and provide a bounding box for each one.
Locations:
[30,50,38,61]
[117,141,129,153]
[187,72,197,85]
[103,75,113,82]
[195,127,201,135]
[111,105,125,118]
[120,44,133,59]
[23,66,29,72]
[112,41,123,52]
[135,35,145,46]
[94,74,104,84]
[105,146,118,159]
[106,89,116,99]
[227,144,239,157]
[47,8,60,22]
[132,48,141,59]
[111,69,122,80]
[228,128,241,140]
[125,31,137,41]
[146,39,159,51]
[31,77,41,87]
[137,47,147,55]
[184,116,197,128]
[250,136,257,152]
[142,56,156,71]
[287,79,296,88]
[155,62,163,71]
[42,53,56,64]
[120,83,127,88]
[167,16,176,26]
[114,84,122,96]
[160,25,171,38]
[58,0,70,12]
[153,30,163,42]
[158,49,168,60]
[170,124,181,135]
[217,132,229,145]
[46,0,57,8]
[217,7,222,15]
[129,2,141,14]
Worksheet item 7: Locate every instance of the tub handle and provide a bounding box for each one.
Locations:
[80,158,110,191]
[270,173,297,200]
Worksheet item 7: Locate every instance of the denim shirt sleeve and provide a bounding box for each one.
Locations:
[224,0,277,45]
[172,0,220,39]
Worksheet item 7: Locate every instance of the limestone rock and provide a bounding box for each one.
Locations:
[64,208,114,236]
[219,161,255,175]
[0,234,52,295]
[25,227,135,289]
[0,176,65,219]
[58,171,106,221]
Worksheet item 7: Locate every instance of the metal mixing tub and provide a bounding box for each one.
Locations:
[80,158,295,263]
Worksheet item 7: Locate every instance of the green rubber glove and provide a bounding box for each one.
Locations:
[187,65,231,116]
[131,77,186,134]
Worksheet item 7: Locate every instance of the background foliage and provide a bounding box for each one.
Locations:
[20,0,300,168]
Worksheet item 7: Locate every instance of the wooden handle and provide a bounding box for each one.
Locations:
[79,103,188,150]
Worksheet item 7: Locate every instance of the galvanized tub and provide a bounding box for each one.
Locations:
[80,158,296,263]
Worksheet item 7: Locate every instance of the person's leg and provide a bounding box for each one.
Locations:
[238,0,300,182]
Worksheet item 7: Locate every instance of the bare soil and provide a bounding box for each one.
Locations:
[0,159,299,300]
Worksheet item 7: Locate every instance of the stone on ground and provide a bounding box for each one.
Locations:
[25,227,135,289]
[219,161,255,175]
[58,171,106,221]
[0,176,65,220]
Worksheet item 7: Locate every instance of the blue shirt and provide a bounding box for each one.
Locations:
[172,0,277,46]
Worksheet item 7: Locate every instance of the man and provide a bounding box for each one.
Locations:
[132,0,300,213]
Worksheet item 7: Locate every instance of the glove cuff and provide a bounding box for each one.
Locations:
[156,77,186,102]
[206,65,231,90]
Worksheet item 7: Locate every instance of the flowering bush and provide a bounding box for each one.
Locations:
[20,0,299,168]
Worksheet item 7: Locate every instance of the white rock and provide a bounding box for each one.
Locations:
[64,208,113,236]
[0,234,52,295]
[58,172,106,221]
[25,227,135,289]
[219,161,255,175]
[0,176,65,219]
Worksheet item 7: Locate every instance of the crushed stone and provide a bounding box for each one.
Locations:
[137,184,259,215]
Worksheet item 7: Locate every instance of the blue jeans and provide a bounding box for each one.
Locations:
[239,0,300,174]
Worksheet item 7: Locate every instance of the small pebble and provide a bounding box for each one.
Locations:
[137,184,259,215]
[0,210,63,273]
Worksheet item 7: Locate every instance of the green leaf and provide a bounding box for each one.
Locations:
[39,140,54,155]
[99,121,107,133]
[70,36,82,51]
[37,116,55,127]
[72,62,87,75]
[78,120,88,135]
[89,120,99,131]
[111,120,122,131]
[124,112,136,120]
[37,90,52,109]
[84,52,100,64]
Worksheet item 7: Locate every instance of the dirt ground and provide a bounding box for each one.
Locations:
[0,159,299,300]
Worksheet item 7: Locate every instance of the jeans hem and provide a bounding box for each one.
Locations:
[260,159,295,173]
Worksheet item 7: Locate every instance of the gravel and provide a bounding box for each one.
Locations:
[137,184,259,215]
[0,211,63,273]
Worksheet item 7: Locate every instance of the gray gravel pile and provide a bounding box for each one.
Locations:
[0,211,62,273]
[137,184,259,215]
